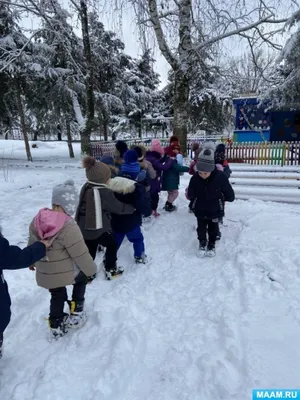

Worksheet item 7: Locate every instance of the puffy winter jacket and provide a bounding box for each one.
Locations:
[145,151,174,194]
[187,169,235,220]
[0,232,46,332]
[110,176,152,233]
[161,161,189,191]
[29,209,97,290]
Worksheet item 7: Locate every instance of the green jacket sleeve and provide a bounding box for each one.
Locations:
[173,163,189,173]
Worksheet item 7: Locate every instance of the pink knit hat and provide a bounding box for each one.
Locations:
[150,139,164,156]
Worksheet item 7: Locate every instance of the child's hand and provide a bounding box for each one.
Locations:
[40,240,51,248]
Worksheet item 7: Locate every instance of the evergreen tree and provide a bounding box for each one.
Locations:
[0,0,35,160]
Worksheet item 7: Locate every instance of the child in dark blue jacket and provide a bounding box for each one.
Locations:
[0,230,47,358]
[111,150,152,264]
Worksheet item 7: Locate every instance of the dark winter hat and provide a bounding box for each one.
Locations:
[133,146,146,161]
[196,148,215,173]
[124,149,138,164]
[52,179,79,216]
[170,135,179,145]
[192,142,202,161]
[115,140,128,158]
[216,143,226,154]
[191,143,200,152]
[100,155,114,166]
[83,156,111,184]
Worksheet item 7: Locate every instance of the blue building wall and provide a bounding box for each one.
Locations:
[233,97,300,142]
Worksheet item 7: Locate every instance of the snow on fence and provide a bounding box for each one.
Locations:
[230,165,300,204]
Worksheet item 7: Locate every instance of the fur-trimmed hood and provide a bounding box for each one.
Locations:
[108,176,136,194]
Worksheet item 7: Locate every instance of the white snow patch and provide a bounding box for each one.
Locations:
[0,143,300,399]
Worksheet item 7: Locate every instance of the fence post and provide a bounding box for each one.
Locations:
[281,141,286,166]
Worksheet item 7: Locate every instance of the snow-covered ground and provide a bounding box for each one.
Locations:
[1,141,300,400]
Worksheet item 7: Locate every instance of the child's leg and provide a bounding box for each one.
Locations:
[167,189,179,204]
[99,232,119,271]
[196,218,208,244]
[207,220,219,245]
[112,232,125,252]
[72,279,86,305]
[151,192,159,211]
[49,287,68,325]
[126,226,145,259]
[67,277,87,328]
[0,331,3,359]
[84,238,100,260]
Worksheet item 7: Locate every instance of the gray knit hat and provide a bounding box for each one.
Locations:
[52,179,79,216]
[83,156,111,184]
[196,148,215,172]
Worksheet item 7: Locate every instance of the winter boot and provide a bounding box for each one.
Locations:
[0,332,3,359]
[135,253,148,264]
[206,242,216,257]
[216,230,221,241]
[67,300,87,329]
[48,313,69,340]
[104,265,124,280]
[197,240,207,257]
[142,216,152,224]
[164,201,177,212]
[152,210,160,217]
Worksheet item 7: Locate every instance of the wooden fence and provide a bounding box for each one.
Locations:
[226,141,300,166]
[90,139,300,166]
[90,136,228,159]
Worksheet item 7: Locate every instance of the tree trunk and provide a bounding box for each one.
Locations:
[66,119,75,158]
[103,119,108,141]
[138,120,142,138]
[173,70,189,155]
[15,79,32,162]
[79,0,94,154]
[57,125,62,141]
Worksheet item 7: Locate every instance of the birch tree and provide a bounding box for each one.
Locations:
[223,50,276,95]
[122,0,290,152]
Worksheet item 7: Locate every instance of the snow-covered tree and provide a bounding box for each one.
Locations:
[112,0,291,152]
[118,49,161,137]
[88,14,126,140]
[161,64,233,135]
[0,0,36,161]
[263,12,300,108]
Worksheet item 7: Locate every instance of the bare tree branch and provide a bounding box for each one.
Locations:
[140,8,179,23]
[196,14,288,51]
[0,30,42,73]
[147,0,179,70]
